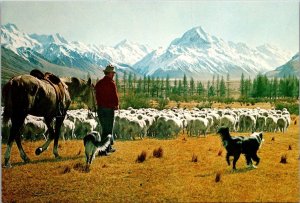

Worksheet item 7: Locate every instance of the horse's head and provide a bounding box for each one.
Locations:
[62,77,96,111]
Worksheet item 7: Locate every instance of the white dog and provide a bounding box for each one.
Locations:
[83,131,111,164]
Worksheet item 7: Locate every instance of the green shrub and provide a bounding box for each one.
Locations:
[168,94,182,102]
[275,102,299,115]
[196,101,212,109]
[156,98,169,110]
[120,94,151,109]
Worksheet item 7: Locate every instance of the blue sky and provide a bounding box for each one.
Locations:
[1,1,299,53]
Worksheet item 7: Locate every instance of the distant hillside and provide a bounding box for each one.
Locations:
[266,53,299,78]
[1,46,98,85]
[1,46,38,84]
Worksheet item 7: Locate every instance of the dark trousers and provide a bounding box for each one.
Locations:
[97,107,115,145]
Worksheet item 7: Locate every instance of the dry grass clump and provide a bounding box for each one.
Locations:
[77,149,81,156]
[215,172,221,183]
[153,147,163,158]
[217,149,222,156]
[62,166,71,174]
[136,151,147,163]
[73,162,90,173]
[291,115,298,125]
[191,154,198,162]
[280,154,288,164]
[271,137,275,141]
[288,145,292,150]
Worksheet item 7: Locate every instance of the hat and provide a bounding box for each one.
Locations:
[103,64,116,73]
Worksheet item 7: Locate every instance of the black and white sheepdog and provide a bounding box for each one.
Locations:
[217,126,264,170]
[83,131,111,164]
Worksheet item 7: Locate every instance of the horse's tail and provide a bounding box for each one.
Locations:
[2,80,13,124]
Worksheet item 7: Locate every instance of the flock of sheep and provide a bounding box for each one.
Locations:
[113,107,291,139]
[1,106,291,142]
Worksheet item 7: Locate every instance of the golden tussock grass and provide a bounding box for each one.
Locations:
[191,153,198,163]
[2,116,299,202]
[215,172,222,183]
[153,147,163,158]
[280,154,288,164]
[136,151,147,163]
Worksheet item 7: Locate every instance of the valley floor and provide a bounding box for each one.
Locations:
[2,117,299,202]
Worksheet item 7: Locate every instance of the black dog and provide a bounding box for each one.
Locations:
[217,126,263,170]
[83,131,111,164]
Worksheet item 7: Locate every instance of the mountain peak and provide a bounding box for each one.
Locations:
[185,26,212,42]
[189,26,207,36]
[170,26,213,48]
[114,39,132,48]
[257,43,279,51]
[2,23,19,32]
[50,33,68,44]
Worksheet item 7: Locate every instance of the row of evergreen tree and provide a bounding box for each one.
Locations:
[113,72,299,100]
[240,73,299,99]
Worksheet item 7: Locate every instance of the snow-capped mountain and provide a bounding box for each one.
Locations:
[134,47,166,74]
[1,23,42,60]
[1,23,152,77]
[113,39,152,65]
[1,23,295,80]
[133,26,293,79]
[266,53,300,78]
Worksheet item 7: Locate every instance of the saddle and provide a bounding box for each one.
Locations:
[30,69,66,116]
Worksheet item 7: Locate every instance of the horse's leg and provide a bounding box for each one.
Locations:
[35,118,54,156]
[4,115,27,167]
[53,116,65,158]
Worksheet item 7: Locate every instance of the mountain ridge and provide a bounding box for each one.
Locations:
[1,23,296,80]
[133,26,293,79]
[265,53,299,78]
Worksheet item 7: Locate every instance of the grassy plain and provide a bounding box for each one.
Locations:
[2,114,299,202]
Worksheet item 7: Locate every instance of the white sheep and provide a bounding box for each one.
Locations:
[243,114,256,132]
[256,116,266,132]
[277,117,287,133]
[188,117,209,137]
[22,116,48,141]
[220,115,236,132]
[61,119,76,140]
[266,115,278,132]
[125,116,147,140]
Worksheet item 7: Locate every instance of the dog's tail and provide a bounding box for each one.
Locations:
[96,134,112,153]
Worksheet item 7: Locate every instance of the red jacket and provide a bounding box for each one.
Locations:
[95,76,119,109]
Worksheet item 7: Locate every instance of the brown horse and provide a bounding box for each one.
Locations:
[2,74,95,167]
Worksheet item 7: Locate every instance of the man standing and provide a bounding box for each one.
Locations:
[95,64,119,155]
